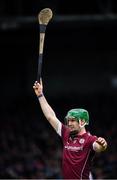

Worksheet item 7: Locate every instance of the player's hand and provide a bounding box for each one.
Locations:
[96,137,107,151]
[33,79,43,97]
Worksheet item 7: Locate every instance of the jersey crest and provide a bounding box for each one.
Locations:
[79,138,85,144]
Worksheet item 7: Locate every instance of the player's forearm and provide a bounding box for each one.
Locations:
[38,94,56,121]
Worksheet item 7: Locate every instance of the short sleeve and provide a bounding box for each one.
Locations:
[56,123,69,143]
[90,135,98,150]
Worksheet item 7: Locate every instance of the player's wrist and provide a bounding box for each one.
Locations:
[37,93,43,99]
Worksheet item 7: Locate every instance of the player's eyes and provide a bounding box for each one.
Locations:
[68,119,75,122]
[71,119,75,122]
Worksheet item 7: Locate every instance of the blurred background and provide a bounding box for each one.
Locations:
[0,0,117,179]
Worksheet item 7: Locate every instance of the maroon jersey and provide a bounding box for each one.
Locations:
[61,124,97,179]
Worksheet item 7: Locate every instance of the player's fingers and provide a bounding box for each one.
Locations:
[33,83,39,88]
[97,138,106,145]
[34,81,40,87]
[103,142,107,147]
[97,137,104,141]
[34,81,38,85]
[33,85,37,89]
[100,141,105,145]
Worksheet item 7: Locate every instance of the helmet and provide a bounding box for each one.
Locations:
[65,108,89,125]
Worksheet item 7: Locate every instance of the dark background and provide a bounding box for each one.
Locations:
[0,0,117,179]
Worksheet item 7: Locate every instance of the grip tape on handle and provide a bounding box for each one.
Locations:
[40,24,47,33]
[37,53,43,82]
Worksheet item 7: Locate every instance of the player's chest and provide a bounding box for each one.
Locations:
[64,137,86,153]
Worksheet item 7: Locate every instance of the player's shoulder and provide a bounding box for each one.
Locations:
[86,131,97,138]
[86,131,97,143]
[62,123,69,133]
[87,131,96,136]
[61,123,70,138]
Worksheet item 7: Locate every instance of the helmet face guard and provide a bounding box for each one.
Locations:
[65,108,89,126]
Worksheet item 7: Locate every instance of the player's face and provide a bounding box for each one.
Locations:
[67,118,80,132]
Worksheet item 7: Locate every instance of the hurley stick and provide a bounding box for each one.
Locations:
[37,8,53,82]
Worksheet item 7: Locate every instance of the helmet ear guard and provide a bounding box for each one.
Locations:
[65,108,89,126]
[78,119,87,128]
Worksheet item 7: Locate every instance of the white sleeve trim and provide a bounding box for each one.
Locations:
[93,141,97,151]
[56,121,62,136]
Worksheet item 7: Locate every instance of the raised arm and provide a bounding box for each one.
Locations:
[33,79,61,131]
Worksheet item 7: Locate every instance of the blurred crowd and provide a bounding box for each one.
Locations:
[0,110,62,179]
[0,94,117,179]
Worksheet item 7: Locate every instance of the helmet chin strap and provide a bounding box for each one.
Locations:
[79,119,87,128]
